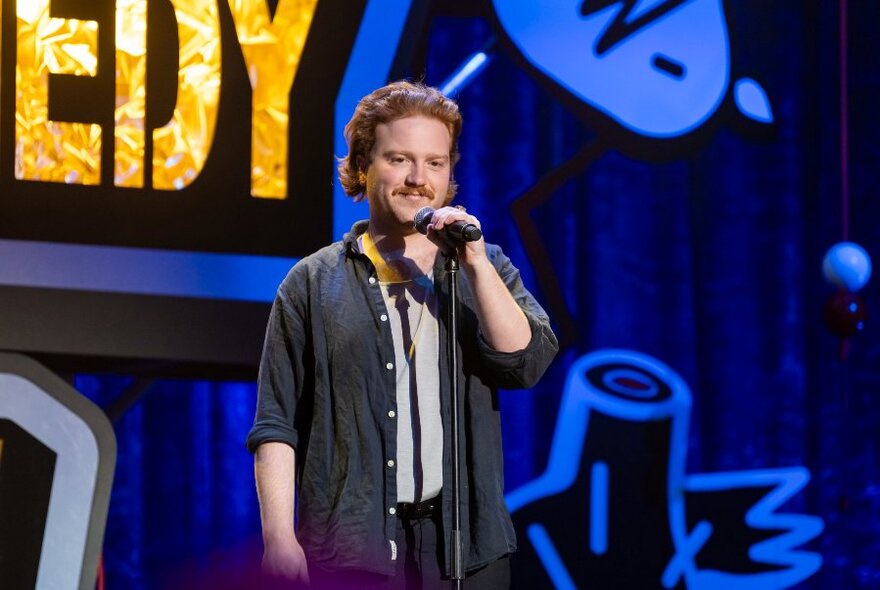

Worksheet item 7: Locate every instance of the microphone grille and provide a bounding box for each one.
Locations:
[413,207,435,235]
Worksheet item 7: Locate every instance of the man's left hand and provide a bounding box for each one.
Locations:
[424,205,487,268]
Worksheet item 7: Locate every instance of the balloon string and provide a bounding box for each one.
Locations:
[840,0,849,241]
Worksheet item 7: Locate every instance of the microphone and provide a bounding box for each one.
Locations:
[414,207,483,243]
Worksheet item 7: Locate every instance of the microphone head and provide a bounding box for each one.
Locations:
[413,206,435,235]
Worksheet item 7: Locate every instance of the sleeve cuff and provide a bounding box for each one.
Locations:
[475,311,542,368]
[246,422,299,454]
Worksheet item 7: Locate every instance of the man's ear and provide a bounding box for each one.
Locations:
[353,156,369,203]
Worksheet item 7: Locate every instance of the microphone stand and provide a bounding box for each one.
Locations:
[444,248,464,590]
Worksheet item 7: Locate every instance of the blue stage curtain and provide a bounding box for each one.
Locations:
[77,3,879,588]
[77,376,263,589]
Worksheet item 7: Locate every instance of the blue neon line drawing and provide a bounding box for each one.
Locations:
[662,520,713,588]
[493,0,738,137]
[507,349,823,589]
[734,78,774,123]
[589,461,609,555]
[680,469,824,588]
[528,524,578,590]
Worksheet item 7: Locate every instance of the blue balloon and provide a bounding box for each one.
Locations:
[822,242,872,292]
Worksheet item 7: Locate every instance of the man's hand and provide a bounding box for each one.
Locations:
[426,205,531,352]
[262,538,309,582]
[254,442,308,582]
[423,205,487,268]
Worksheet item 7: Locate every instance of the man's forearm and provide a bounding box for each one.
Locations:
[255,441,298,545]
[424,205,531,352]
[464,258,531,352]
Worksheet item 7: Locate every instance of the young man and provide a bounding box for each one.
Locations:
[247,81,558,589]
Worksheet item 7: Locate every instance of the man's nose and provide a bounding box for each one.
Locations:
[406,163,426,186]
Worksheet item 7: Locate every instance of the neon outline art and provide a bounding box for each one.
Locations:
[506,349,823,589]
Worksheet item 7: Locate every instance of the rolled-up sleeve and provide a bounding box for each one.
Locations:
[474,247,558,389]
[246,272,309,453]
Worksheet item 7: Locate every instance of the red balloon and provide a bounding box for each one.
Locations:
[823,290,867,337]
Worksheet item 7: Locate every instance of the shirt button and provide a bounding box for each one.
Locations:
[387,459,395,468]
[369,277,377,284]
[388,410,396,418]
[380,314,388,322]
[386,362,394,370]
[389,507,397,515]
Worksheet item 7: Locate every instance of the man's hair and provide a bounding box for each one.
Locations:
[337,80,463,201]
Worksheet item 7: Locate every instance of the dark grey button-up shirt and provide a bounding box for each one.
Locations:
[246,221,558,576]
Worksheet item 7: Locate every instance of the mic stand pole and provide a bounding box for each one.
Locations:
[444,249,464,590]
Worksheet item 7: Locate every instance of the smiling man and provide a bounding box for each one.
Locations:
[246,81,558,589]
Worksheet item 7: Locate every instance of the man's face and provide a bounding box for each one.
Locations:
[364,115,453,233]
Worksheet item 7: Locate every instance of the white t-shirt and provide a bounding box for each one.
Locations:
[379,275,443,504]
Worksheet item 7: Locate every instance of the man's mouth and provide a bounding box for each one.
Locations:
[395,191,433,200]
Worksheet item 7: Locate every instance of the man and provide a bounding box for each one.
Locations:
[247,81,558,589]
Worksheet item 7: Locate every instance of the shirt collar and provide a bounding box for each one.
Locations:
[343,220,370,257]
[343,218,448,278]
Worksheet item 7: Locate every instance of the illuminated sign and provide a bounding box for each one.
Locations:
[508,350,823,589]
[489,0,775,343]
[0,0,423,262]
[492,0,774,139]
[0,0,424,372]
[13,0,317,196]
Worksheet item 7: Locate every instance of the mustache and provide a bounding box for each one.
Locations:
[393,187,434,198]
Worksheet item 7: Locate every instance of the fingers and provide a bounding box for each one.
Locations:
[424,205,488,264]
[427,205,481,232]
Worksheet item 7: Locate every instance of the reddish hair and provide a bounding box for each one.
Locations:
[337,80,462,200]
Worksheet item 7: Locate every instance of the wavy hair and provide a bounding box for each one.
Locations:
[337,80,462,201]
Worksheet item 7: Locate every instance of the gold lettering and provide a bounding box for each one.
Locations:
[114,0,147,187]
[227,0,319,199]
[152,0,222,190]
[16,0,101,185]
